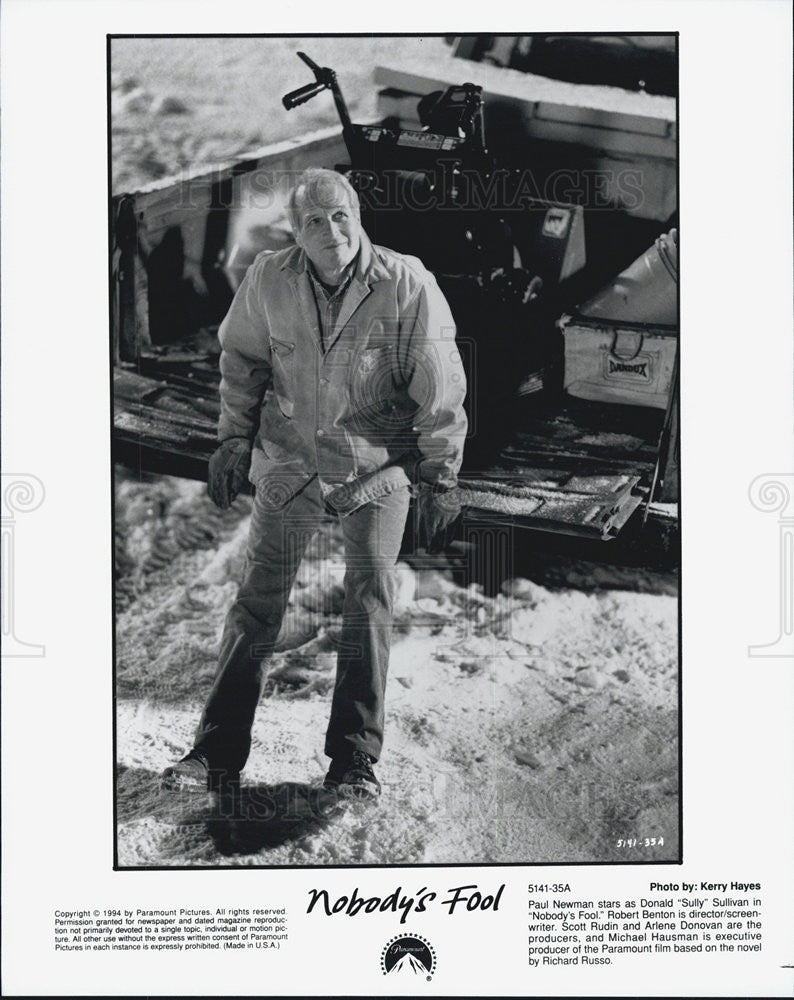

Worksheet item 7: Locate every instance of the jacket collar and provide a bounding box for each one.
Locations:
[282,229,388,353]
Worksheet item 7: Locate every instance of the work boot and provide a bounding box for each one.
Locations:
[160,748,210,791]
[323,749,381,800]
[160,749,241,797]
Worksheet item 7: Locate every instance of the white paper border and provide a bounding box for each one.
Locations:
[2,1,792,996]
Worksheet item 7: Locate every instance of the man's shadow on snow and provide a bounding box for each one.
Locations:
[116,766,346,859]
[201,780,346,856]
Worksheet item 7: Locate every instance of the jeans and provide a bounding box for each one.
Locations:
[193,477,411,775]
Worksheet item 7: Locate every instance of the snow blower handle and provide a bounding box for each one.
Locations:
[282,52,356,162]
[282,80,327,109]
[282,52,332,109]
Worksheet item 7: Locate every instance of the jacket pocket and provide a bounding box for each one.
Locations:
[270,338,295,417]
[259,401,301,460]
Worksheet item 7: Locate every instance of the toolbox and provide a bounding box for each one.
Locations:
[559,229,678,409]
[559,316,677,410]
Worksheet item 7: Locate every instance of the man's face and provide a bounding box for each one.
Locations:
[293,181,361,281]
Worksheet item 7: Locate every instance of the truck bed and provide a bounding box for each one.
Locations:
[114,335,665,541]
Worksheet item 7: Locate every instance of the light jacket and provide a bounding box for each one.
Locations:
[217,230,468,513]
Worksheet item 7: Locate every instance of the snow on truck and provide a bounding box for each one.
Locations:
[111,38,679,559]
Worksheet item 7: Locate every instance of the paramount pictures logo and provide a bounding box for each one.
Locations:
[380,934,436,980]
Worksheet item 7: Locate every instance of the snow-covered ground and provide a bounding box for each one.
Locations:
[110,35,449,193]
[115,475,678,867]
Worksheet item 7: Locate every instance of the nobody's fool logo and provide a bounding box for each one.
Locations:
[381,933,436,980]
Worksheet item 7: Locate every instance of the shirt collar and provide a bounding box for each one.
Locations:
[306,253,358,297]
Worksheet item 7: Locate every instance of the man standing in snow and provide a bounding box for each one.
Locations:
[161,168,467,800]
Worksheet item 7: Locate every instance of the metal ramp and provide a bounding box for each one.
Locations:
[114,343,659,542]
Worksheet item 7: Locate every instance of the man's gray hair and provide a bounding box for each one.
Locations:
[286,168,361,233]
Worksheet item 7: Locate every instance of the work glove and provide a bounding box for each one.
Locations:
[415,482,462,552]
[207,437,252,509]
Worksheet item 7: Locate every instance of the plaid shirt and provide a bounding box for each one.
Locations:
[306,257,357,352]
